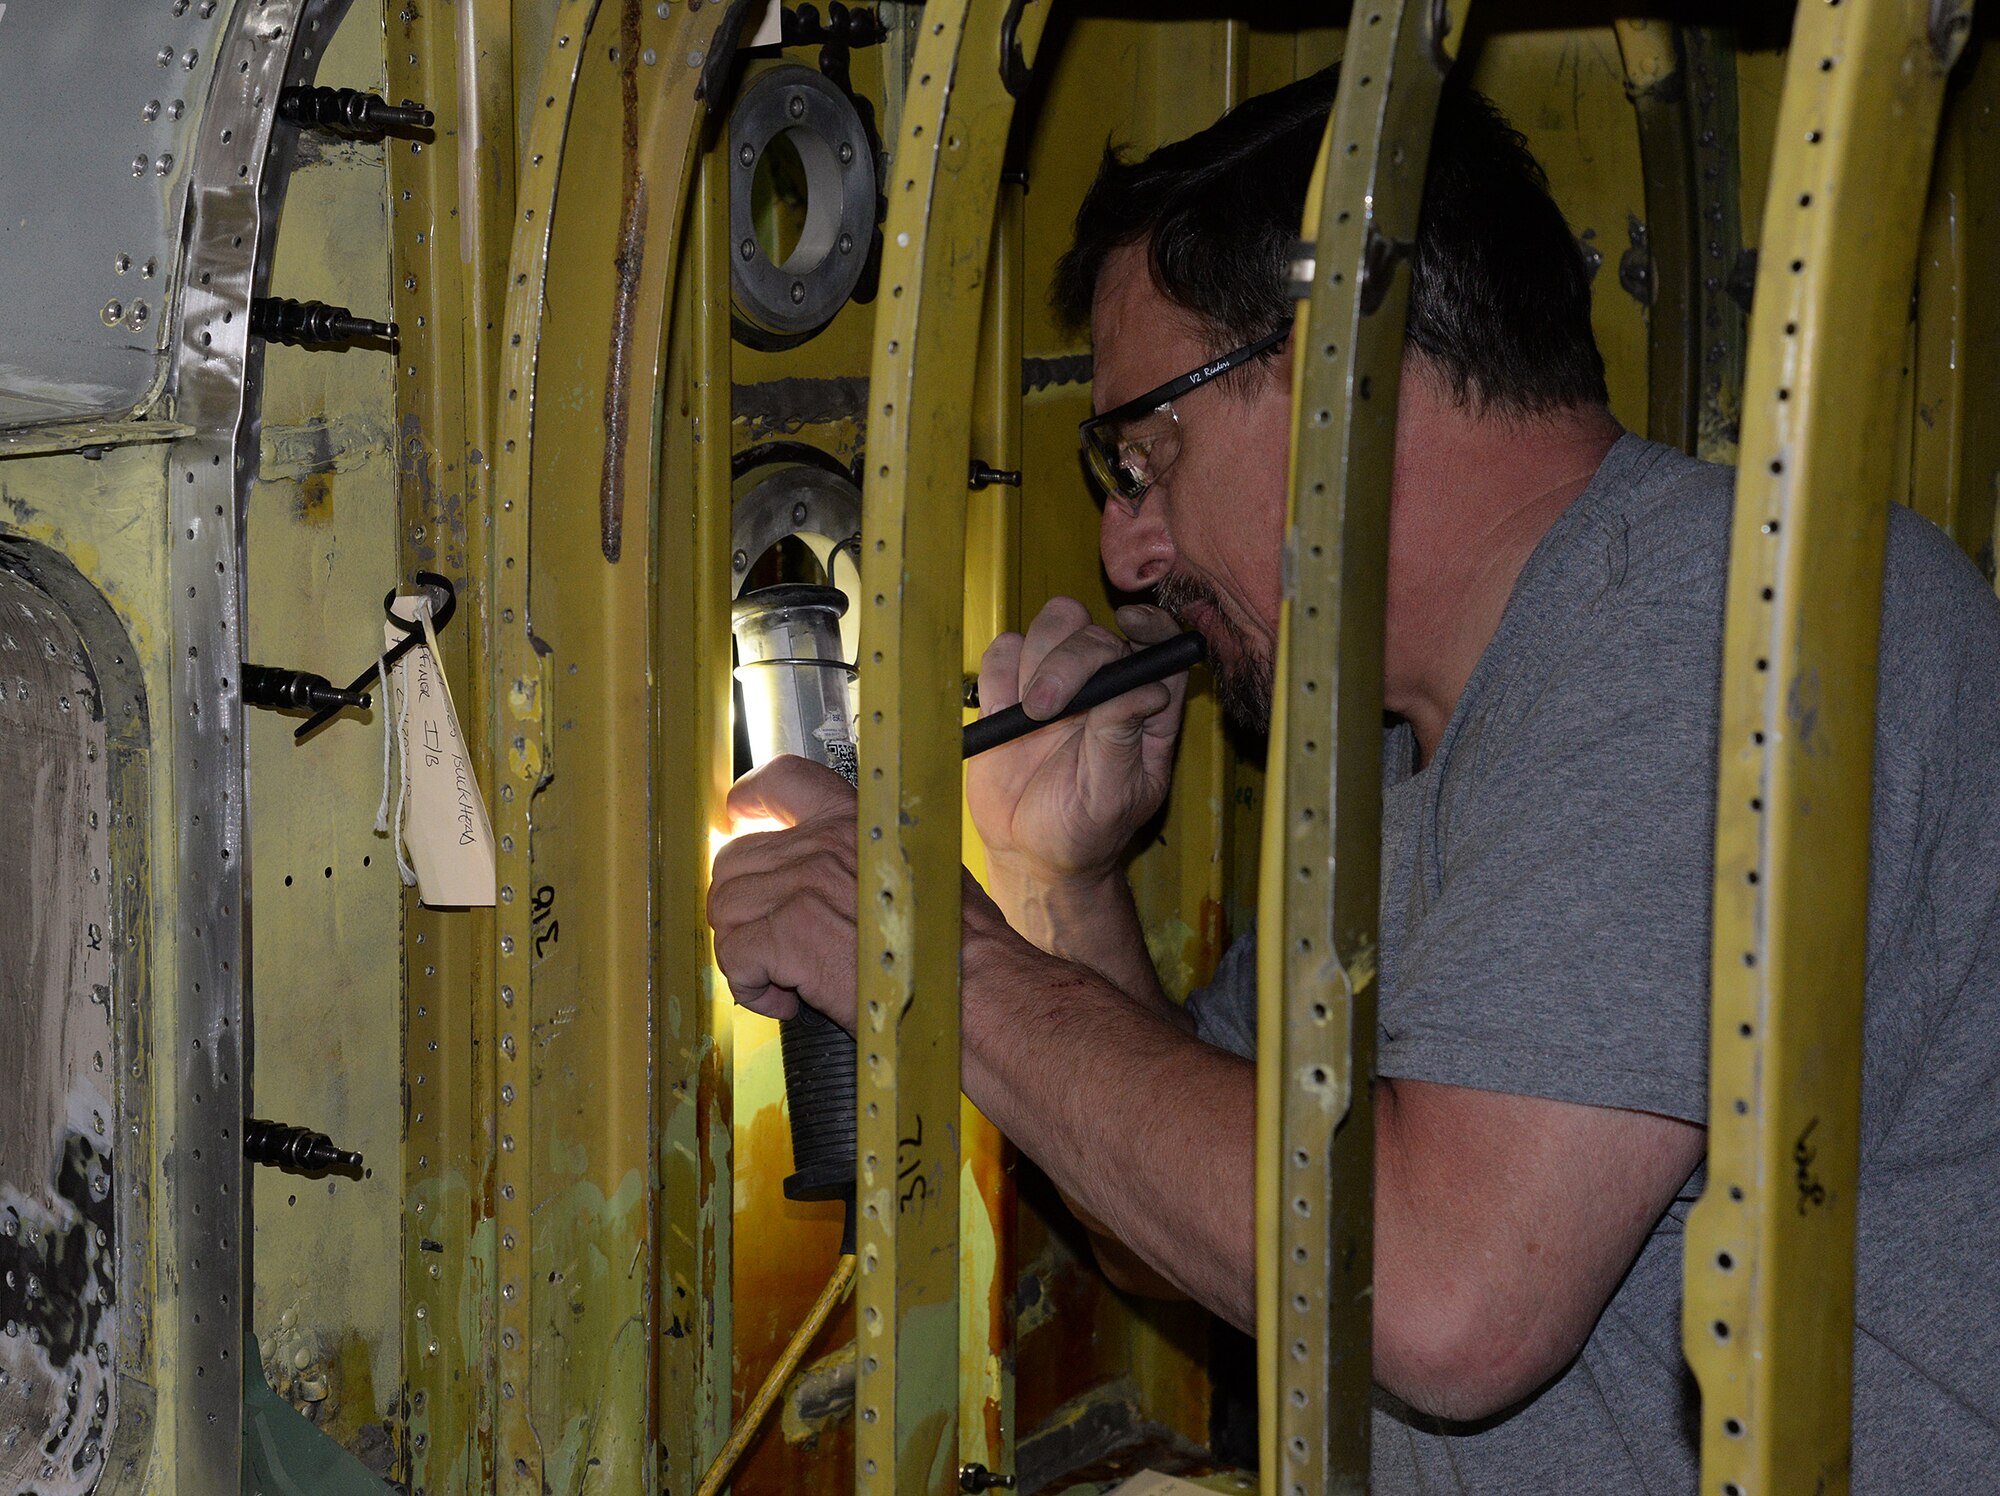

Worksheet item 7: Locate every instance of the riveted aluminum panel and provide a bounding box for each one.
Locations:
[0,568,122,1495]
[0,0,234,428]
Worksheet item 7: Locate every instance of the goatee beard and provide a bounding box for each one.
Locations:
[1153,573,1273,735]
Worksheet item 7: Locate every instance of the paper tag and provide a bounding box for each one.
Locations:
[385,597,496,907]
[741,0,784,47]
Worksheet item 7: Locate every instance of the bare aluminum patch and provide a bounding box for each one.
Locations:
[0,0,234,428]
[0,569,118,1495]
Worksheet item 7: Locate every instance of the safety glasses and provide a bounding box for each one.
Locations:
[1079,325,1290,511]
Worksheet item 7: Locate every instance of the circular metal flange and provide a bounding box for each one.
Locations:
[728,64,876,341]
[730,459,863,598]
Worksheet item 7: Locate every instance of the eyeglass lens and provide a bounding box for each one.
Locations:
[1090,406,1179,505]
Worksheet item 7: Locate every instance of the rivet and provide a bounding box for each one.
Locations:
[838,141,854,164]
[789,95,805,119]
[790,281,806,304]
[738,143,755,167]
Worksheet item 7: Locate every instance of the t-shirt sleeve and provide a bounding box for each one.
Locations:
[1378,601,1721,1125]
[1184,923,1259,1062]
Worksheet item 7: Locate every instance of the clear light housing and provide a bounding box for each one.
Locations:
[730,583,858,784]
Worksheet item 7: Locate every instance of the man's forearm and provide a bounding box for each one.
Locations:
[960,927,1253,1329]
[981,859,1181,1021]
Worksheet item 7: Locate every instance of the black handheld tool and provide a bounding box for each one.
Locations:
[962,631,1206,759]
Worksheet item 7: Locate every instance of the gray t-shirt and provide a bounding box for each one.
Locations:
[1186,434,2000,1492]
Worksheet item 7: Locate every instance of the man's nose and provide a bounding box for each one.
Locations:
[1099,495,1175,592]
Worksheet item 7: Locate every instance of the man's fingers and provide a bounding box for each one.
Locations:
[711,918,802,1020]
[1021,623,1131,720]
[712,860,852,940]
[1114,603,1181,647]
[727,754,856,829]
[1083,681,1174,747]
[710,886,855,1028]
[979,631,1026,715]
[1016,596,1094,689]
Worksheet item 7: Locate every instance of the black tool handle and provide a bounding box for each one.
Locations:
[962,631,1206,759]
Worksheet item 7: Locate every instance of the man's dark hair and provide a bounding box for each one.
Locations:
[1052,68,1609,415]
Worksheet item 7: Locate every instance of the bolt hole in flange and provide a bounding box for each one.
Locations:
[729,64,878,345]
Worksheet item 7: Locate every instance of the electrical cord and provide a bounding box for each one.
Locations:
[694,1245,858,1496]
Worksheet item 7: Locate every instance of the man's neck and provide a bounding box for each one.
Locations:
[1385,381,1623,763]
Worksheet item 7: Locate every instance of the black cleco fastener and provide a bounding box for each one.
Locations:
[241,663,370,715]
[251,296,398,349]
[243,1118,364,1176]
[278,85,434,136]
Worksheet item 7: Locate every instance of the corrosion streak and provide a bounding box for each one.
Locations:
[600,0,647,563]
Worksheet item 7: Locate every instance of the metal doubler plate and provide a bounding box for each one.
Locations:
[162,0,333,1485]
[0,0,235,428]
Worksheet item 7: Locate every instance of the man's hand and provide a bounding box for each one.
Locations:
[968,597,1191,886]
[708,755,1026,1031]
[707,756,862,1029]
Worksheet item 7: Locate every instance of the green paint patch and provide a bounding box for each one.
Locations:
[1142,916,1200,1003]
[530,1168,651,1495]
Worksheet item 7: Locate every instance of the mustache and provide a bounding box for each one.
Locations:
[1153,572,1224,632]
[1151,573,1273,733]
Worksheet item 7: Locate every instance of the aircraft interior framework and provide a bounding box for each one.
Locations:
[0,0,1994,1493]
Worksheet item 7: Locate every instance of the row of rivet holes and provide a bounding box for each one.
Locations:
[1702,79,1842,1496]
[183,443,236,1407]
[170,4,260,1425]
[394,37,446,1481]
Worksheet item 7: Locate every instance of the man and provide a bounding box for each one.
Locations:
[708,70,2000,1490]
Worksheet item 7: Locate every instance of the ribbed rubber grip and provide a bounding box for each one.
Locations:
[780,1004,857,1202]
